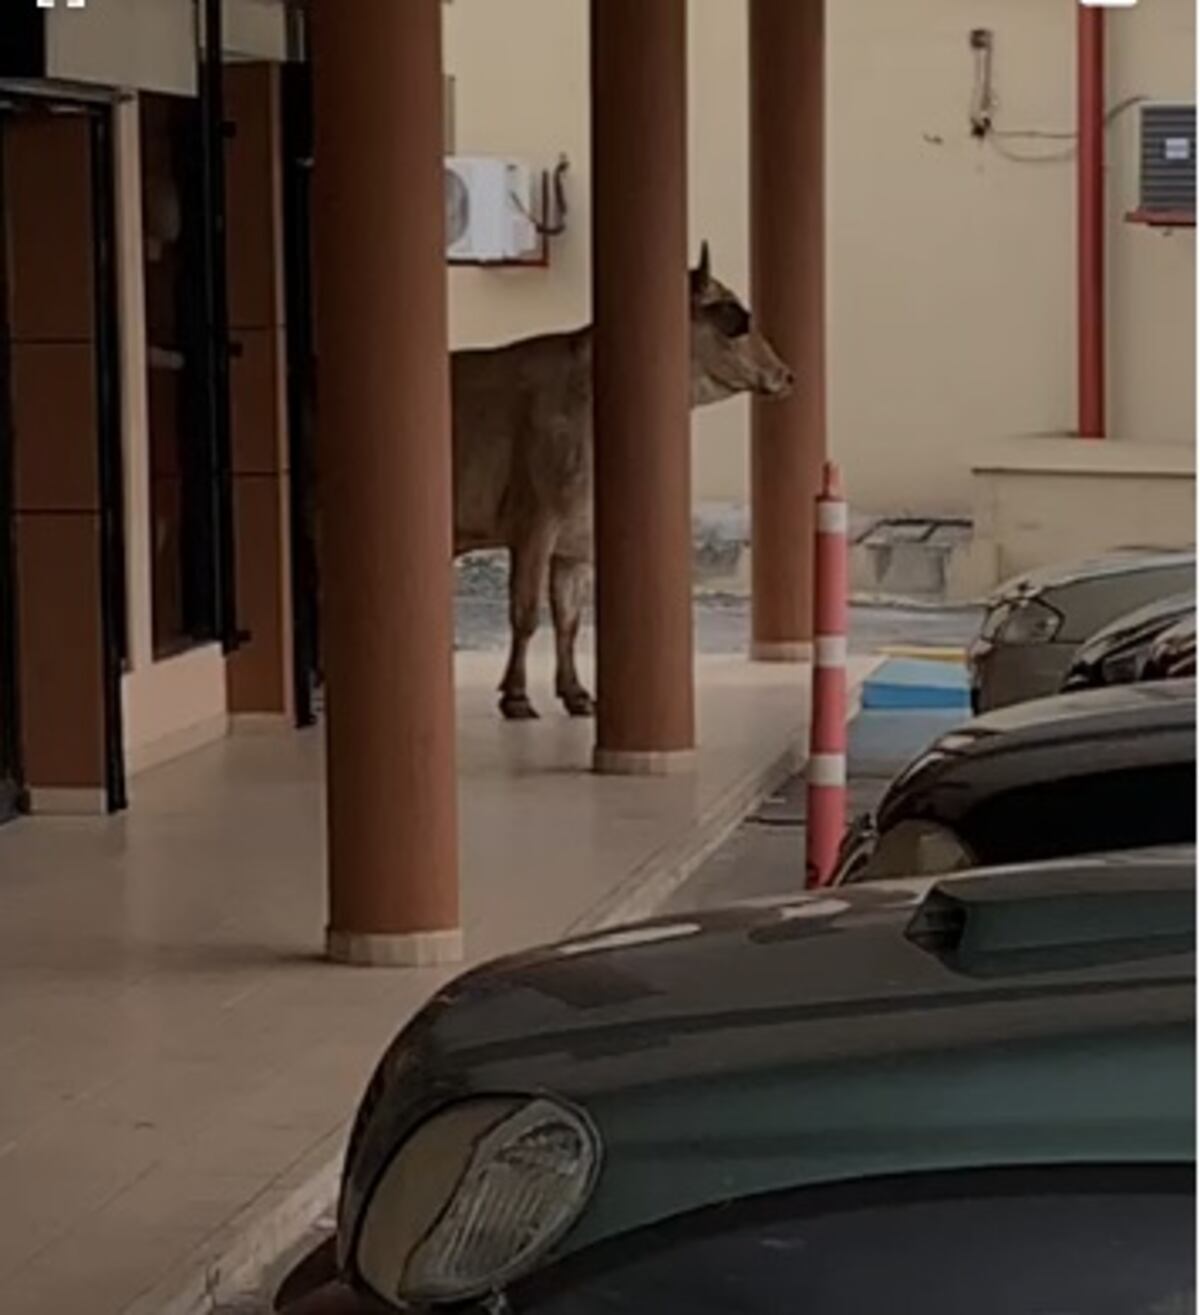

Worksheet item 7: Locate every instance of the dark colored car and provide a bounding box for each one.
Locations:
[1144,612,1198,682]
[967,549,1195,713]
[833,679,1196,885]
[295,850,1194,1314]
[1062,592,1195,692]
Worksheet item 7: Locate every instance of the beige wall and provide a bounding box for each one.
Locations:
[443,0,1195,517]
[969,438,1195,587]
[47,0,197,96]
[47,0,289,94]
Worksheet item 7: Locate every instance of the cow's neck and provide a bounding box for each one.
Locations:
[573,324,737,410]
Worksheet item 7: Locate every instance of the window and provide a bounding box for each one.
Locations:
[963,763,1197,867]
[139,92,219,658]
[516,1167,1194,1315]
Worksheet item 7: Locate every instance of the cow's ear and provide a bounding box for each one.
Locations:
[690,240,711,299]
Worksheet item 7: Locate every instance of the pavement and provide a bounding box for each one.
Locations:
[0,593,892,1315]
[0,564,976,1315]
[666,657,972,913]
[233,651,981,1315]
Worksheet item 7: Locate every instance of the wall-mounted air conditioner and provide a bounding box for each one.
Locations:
[444,156,539,264]
[1134,102,1196,225]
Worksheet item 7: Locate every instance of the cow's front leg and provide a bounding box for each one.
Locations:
[499,527,554,720]
[550,555,594,717]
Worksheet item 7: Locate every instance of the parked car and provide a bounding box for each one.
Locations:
[967,549,1195,712]
[288,851,1194,1314]
[1143,612,1198,682]
[1061,591,1195,692]
[832,679,1195,886]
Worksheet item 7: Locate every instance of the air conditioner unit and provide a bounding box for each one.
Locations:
[1138,103,1196,219]
[444,156,539,264]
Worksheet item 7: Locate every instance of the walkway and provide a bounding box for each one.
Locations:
[0,646,876,1315]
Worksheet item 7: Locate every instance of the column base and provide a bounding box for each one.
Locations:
[592,746,697,777]
[28,787,108,816]
[750,640,813,663]
[326,927,464,968]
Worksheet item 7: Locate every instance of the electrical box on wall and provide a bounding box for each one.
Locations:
[1135,102,1196,224]
[444,156,539,264]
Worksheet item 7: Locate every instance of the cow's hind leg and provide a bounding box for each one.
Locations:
[499,527,554,720]
[550,555,594,717]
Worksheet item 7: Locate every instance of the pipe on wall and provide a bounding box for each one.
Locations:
[1077,3,1105,439]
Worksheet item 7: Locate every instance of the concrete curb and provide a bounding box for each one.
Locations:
[125,1131,346,1315]
[130,673,872,1314]
[567,686,864,936]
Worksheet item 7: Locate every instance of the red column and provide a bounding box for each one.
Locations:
[1077,4,1106,439]
[591,0,695,775]
[310,0,461,965]
[806,463,849,889]
[749,0,827,660]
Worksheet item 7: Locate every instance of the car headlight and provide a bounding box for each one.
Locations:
[354,1095,602,1308]
[997,597,1063,645]
[978,601,1012,642]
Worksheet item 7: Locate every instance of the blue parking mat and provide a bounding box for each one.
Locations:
[861,657,972,712]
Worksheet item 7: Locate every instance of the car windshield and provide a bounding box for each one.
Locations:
[513,1169,1194,1315]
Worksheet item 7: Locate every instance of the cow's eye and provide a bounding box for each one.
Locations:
[709,301,751,338]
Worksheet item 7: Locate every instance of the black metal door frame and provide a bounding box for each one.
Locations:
[89,103,128,812]
[0,118,22,823]
[198,0,242,657]
[282,53,319,727]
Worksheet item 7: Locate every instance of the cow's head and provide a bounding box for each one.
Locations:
[689,241,793,406]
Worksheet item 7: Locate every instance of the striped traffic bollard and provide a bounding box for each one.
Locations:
[806,461,849,889]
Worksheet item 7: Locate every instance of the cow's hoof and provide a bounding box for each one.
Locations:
[500,695,540,721]
[561,691,595,718]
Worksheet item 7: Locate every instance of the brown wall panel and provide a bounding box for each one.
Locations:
[226,475,291,715]
[3,112,108,798]
[223,61,292,716]
[225,61,282,331]
[14,514,106,788]
[11,342,99,512]
[229,328,286,474]
[4,116,94,342]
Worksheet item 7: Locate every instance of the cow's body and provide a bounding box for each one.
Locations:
[452,249,791,720]
[452,327,595,719]
[453,327,593,560]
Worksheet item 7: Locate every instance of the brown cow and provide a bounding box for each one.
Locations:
[453,243,793,720]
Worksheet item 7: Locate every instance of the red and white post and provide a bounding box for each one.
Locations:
[805,461,849,889]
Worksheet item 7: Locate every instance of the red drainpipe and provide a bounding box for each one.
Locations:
[1077,4,1106,438]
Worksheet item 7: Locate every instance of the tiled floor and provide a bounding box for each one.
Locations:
[0,645,875,1315]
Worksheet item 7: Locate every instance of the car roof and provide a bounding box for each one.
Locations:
[941,676,1193,738]
[990,549,1195,604]
[877,679,1196,828]
[1075,591,1196,656]
[344,851,1194,1270]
